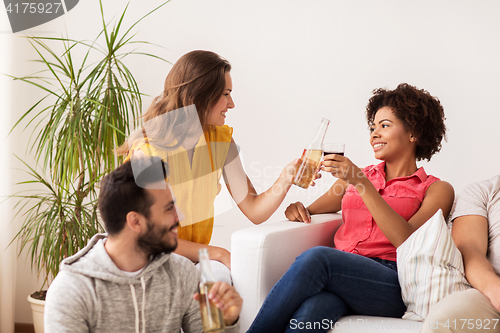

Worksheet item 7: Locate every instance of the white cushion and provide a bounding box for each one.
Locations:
[331,315,422,333]
[396,209,470,321]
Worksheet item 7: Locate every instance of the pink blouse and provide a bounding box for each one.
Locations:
[334,162,440,261]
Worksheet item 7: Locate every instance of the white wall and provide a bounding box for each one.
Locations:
[2,0,500,328]
[0,12,15,333]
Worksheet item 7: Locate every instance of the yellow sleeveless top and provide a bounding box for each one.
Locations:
[125,125,233,245]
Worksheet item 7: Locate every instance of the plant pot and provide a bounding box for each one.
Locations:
[27,295,45,333]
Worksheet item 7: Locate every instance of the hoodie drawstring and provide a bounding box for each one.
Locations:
[130,278,147,333]
[141,277,146,333]
[130,285,140,333]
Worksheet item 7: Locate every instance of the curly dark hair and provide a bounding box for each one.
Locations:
[366,83,446,161]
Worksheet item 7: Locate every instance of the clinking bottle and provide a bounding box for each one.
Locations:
[292,118,330,189]
[198,248,225,333]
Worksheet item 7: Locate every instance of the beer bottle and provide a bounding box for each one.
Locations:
[292,118,330,189]
[198,248,225,332]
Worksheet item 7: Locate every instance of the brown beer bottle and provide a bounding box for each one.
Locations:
[292,118,330,189]
[198,248,225,333]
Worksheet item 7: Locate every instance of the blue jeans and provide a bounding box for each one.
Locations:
[246,247,406,333]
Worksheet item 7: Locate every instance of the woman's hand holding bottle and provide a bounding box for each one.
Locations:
[279,159,322,188]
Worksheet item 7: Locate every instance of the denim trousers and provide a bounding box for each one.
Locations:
[246,246,406,333]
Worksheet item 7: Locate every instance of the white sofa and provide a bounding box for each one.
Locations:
[231,213,423,333]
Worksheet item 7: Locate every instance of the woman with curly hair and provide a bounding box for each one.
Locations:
[247,83,455,333]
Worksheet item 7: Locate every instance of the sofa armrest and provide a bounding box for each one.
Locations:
[231,213,343,332]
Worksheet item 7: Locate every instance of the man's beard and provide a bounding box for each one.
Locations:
[137,219,178,256]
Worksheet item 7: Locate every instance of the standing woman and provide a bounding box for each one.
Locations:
[247,83,455,332]
[118,50,298,280]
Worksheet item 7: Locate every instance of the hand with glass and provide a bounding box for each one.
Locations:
[323,143,345,157]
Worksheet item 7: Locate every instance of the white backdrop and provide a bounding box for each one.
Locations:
[2,0,500,329]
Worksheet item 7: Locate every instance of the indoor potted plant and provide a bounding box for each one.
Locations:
[9,1,169,331]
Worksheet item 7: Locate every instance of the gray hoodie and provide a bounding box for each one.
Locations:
[44,234,239,333]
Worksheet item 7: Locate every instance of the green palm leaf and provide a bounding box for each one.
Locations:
[8,0,170,288]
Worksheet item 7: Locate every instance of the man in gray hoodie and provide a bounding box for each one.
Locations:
[44,158,242,332]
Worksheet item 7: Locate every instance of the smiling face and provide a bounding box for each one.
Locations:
[370,106,416,162]
[136,185,184,256]
[207,71,234,126]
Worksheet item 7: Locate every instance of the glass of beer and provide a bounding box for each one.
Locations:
[323,143,345,157]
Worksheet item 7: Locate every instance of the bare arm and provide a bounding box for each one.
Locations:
[308,178,348,214]
[223,139,298,224]
[452,215,500,311]
[323,155,455,247]
[356,177,454,247]
[284,178,349,222]
[174,238,231,269]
